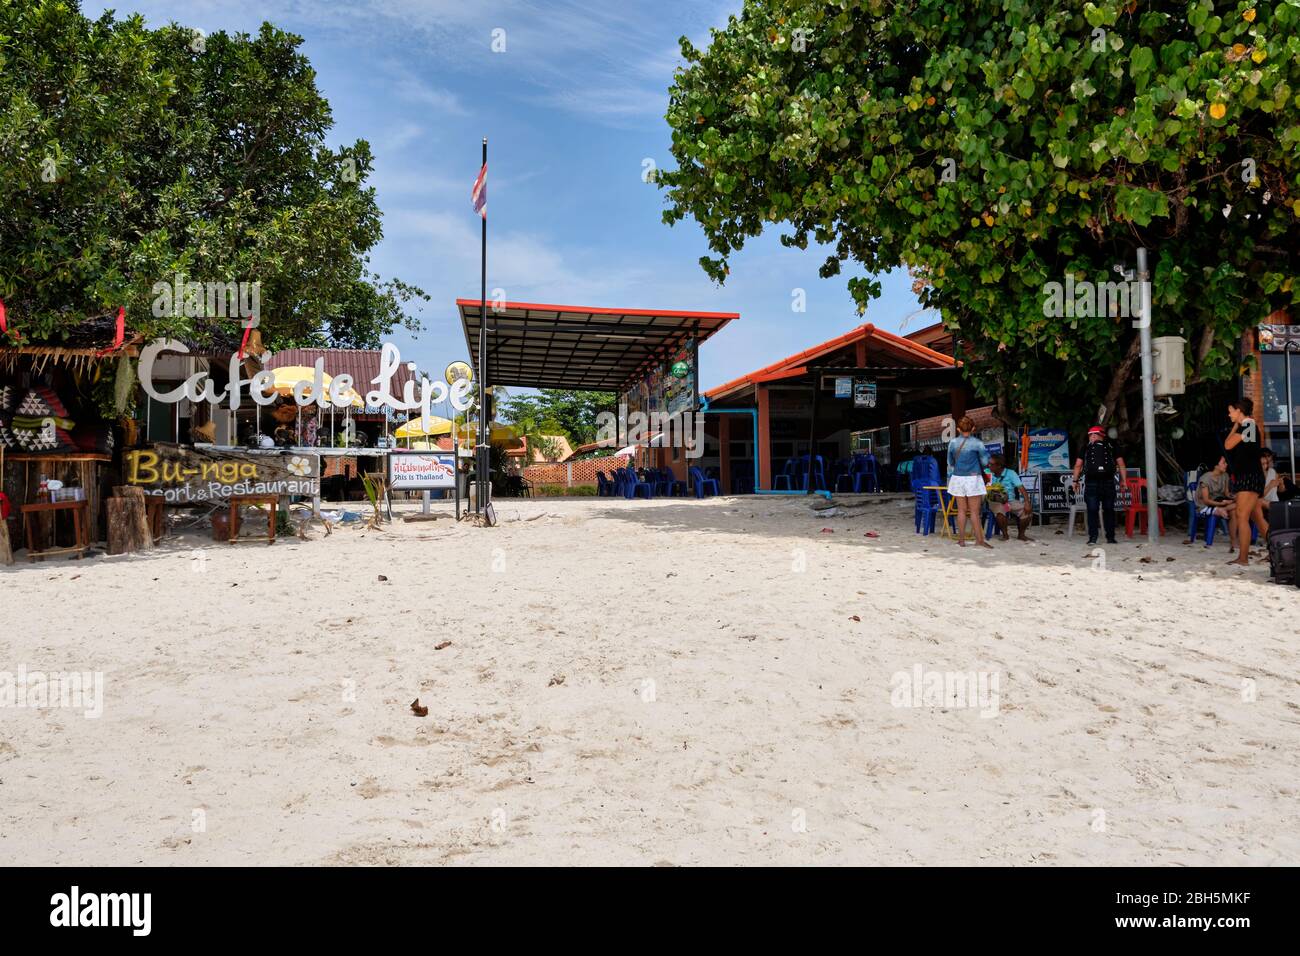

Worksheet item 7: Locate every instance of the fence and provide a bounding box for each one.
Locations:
[523,453,630,490]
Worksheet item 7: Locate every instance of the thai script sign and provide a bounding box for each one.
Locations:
[387,451,456,491]
[854,379,878,408]
[124,444,319,502]
[1025,428,1071,473]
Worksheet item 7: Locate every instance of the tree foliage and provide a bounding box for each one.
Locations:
[499,390,614,447]
[0,0,425,349]
[660,0,1300,437]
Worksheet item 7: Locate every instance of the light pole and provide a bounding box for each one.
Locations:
[1135,247,1159,547]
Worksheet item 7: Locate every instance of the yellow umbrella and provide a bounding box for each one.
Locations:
[394,415,454,439]
[455,421,523,448]
[268,366,362,407]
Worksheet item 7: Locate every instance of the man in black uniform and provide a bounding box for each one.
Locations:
[1071,425,1127,546]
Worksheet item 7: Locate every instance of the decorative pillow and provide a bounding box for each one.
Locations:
[10,386,79,452]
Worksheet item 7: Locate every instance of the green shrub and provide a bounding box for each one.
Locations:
[531,483,598,497]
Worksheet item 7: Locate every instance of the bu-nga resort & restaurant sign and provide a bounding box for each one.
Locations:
[122,338,474,501]
[125,445,319,502]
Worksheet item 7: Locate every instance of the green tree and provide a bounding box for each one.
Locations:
[0,1,425,348]
[499,390,614,446]
[660,0,1300,440]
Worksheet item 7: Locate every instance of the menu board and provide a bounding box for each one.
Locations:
[1259,325,1300,351]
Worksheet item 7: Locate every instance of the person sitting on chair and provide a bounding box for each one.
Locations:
[1196,455,1235,545]
[987,453,1033,542]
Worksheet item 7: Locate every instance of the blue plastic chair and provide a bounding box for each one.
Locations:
[1203,514,1258,547]
[690,466,720,498]
[913,484,945,535]
[910,455,947,535]
[772,458,796,491]
[797,455,828,492]
[659,469,686,496]
[596,471,613,497]
[859,454,880,493]
[837,454,880,494]
[623,466,653,499]
[1187,473,1258,547]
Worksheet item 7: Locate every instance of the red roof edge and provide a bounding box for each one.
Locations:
[704,323,954,401]
[456,298,739,321]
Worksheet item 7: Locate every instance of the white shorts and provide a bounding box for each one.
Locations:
[947,475,986,498]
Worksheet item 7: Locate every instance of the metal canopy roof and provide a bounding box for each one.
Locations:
[456,299,738,392]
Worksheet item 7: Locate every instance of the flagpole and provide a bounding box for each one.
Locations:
[477,136,489,514]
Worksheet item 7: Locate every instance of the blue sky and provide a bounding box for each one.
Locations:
[87,0,931,390]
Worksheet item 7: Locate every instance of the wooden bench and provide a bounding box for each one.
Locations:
[22,500,90,562]
[227,495,280,545]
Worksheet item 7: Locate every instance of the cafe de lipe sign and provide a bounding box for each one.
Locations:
[140,340,474,418]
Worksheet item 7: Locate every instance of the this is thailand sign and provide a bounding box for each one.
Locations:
[387,451,456,491]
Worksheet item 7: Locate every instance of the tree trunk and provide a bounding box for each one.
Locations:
[0,518,12,566]
[1098,335,1143,442]
[107,489,152,555]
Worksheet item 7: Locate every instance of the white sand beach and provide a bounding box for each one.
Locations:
[1,494,1297,866]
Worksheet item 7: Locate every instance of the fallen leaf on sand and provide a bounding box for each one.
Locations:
[434,641,452,650]
[378,574,389,582]
[548,675,566,687]
[820,528,834,533]
[849,615,861,622]
[410,698,428,717]
[863,531,879,538]
[1139,556,1153,564]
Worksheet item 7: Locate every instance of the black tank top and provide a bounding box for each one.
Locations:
[1229,420,1261,476]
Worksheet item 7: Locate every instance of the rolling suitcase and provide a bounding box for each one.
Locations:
[1266,527,1299,584]
[1268,499,1300,530]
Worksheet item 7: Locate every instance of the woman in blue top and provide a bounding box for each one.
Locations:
[946,415,991,548]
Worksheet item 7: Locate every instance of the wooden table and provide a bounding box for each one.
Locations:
[227,495,279,545]
[922,485,958,538]
[21,499,90,561]
[6,453,109,543]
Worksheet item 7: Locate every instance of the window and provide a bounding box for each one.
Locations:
[1260,352,1300,426]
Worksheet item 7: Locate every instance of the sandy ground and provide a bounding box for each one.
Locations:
[1,493,1297,866]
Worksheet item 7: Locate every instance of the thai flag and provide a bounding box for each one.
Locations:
[471,163,487,219]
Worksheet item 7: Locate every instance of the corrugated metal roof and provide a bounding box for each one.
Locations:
[265,348,415,396]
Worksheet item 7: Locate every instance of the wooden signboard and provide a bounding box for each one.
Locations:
[123,444,319,503]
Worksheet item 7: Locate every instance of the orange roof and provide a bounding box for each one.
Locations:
[704,323,955,401]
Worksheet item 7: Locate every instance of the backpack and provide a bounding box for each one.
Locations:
[1083,441,1116,477]
[1266,528,1300,585]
